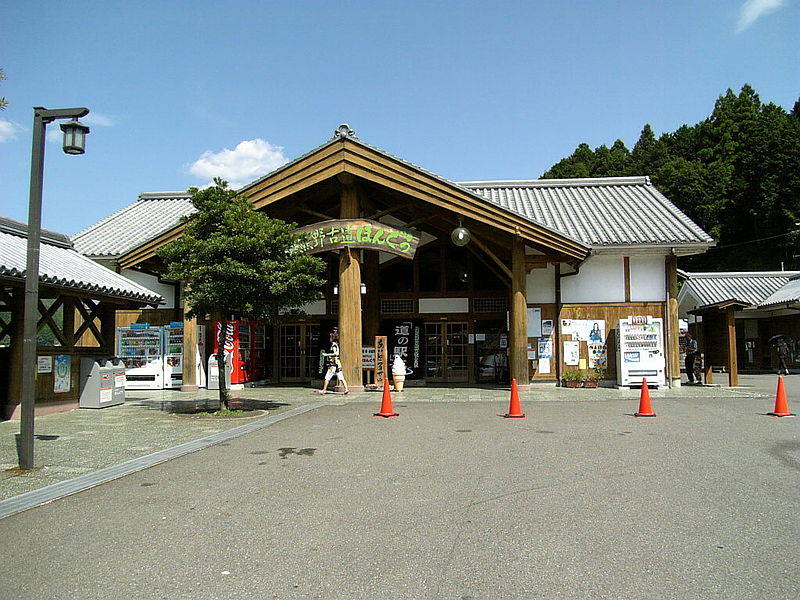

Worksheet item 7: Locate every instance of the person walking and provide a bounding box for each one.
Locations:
[685,333,699,384]
[776,338,791,375]
[318,331,349,394]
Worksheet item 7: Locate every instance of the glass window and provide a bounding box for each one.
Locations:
[379,260,414,293]
[418,245,442,292]
[445,246,470,292]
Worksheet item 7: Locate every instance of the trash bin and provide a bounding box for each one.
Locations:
[79,358,124,408]
[109,357,127,405]
[207,353,232,390]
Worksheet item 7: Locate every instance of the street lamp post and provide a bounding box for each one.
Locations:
[19,106,89,470]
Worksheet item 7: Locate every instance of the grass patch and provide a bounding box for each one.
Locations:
[196,408,251,418]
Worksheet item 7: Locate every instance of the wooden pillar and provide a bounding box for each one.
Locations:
[338,174,364,392]
[363,250,380,342]
[100,303,117,356]
[62,296,76,352]
[509,236,529,390]
[181,295,199,391]
[727,307,738,387]
[665,255,681,387]
[3,287,25,419]
[554,263,562,384]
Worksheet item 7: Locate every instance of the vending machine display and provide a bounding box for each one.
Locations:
[253,324,267,381]
[616,316,665,388]
[117,325,164,389]
[163,322,184,389]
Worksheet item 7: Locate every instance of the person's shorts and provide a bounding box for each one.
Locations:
[324,366,344,382]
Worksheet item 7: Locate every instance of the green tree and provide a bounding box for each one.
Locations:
[157,179,327,408]
[543,84,800,271]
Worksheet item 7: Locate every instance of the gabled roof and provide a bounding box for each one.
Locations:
[72,191,194,258]
[679,271,800,309]
[461,177,713,253]
[0,217,162,305]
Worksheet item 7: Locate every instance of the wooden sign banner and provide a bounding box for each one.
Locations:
[293,219,420,259]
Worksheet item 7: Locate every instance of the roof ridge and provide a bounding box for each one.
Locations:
[459,176,651,188]
[138,191,191,200]
[684,271,800,278]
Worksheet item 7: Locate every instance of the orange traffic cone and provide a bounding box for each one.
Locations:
[634,378,656,417]
[504,379,526,418]
[374,378,399,418]
[768,376,796,417]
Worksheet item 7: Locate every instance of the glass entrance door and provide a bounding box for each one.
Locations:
[424,322,469,382]
[279,324,321,382]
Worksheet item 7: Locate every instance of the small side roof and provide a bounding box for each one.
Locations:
[679,271,800,309]
[461,177,714,253]
[0,217,163,305]
[72,191,194,258]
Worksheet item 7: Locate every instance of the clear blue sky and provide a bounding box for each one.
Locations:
[1,0,797,235]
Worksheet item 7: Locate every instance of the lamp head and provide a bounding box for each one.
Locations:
[60,118,90,155]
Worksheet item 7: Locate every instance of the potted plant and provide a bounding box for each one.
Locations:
[563,369,583,388]
[582,368,605,388]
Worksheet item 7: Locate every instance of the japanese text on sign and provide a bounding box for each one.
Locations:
[294,219,420,259]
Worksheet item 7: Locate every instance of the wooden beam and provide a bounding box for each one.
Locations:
[299,207,336,222]
[665,255,680,386]
[367,203,411,221]
[470,234,512,280]
[509,237,529,389]
[623,256,631,303]
[727,307,738,387]
[338,178,364,392]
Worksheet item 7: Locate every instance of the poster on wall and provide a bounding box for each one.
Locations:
[54,354,71,393]
[588,343,608,369]
[564,341,580,366]
[541,320,553,336]
[538,338,553,359]
[37,356,52,374]
[561,319,605,343]
[382,319,424,380]
[526,308,542,337]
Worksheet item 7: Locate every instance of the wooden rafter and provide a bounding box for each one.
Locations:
[469,234,512,280]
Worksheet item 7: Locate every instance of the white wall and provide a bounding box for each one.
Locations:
[560,256,625,303]
[526,264,556,303]
[419,298,469,313]
[630,255,666,301]
[121,269,175,308]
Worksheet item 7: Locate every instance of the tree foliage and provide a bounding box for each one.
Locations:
[0,68,8,110]
[157,179,327,405]
[543,85,800,271]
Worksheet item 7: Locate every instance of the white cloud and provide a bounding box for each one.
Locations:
[0,119,22,142]
[84,113,114,127]
[188,138,289,188]
[736,0,786,32]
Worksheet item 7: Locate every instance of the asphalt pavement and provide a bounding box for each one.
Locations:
[0,376,798,599]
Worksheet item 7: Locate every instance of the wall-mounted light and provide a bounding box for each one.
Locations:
[451,216,470,247]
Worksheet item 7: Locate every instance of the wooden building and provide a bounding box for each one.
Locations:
[0,217,162,419]
[74,125,713,391]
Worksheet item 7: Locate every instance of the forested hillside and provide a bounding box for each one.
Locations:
[543,85,800,271]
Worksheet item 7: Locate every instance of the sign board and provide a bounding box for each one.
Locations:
[294,219,421,259]
[374,336,388,388]
[37,355,53,374]
[362,346,376,369]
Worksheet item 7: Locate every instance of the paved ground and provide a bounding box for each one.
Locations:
[0,375,798,599]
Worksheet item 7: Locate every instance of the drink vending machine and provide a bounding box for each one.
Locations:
[162,322,207,389]
[118,322,207,389]
[212,320,257,386]
[616,316,666,388]
[117,324,164,389]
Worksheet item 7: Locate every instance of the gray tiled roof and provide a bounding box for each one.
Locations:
[0,217,162,305]
[72,192,194,257]
[759,275,800,308]
[460,177,714,249]
[681,272,799,308]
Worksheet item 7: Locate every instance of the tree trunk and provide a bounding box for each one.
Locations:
[216,320,230,410]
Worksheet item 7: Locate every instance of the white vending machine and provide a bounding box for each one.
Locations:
[162,322,184,389]
[616,316,666,388]
[117,324,164,389]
